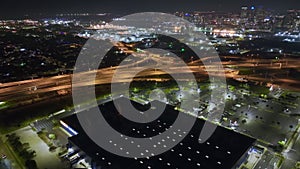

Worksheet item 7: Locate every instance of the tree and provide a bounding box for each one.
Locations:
[25,160,38,169]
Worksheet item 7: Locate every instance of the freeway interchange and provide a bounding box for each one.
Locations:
[1,52,300,108]
[1,47,300,169]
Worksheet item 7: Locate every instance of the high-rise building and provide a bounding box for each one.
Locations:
[240,6,248,18]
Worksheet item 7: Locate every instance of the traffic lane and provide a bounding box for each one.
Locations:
[285,134,300,162]
[254,150,274,169]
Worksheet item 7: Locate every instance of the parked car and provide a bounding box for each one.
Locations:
[1,154,7,159]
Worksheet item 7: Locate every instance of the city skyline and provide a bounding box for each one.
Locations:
[0,0,300,19]
[0,1,300,169]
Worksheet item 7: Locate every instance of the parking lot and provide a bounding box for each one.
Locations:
[14,127,68,169]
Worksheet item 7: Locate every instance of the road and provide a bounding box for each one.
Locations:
[1,52,300,109]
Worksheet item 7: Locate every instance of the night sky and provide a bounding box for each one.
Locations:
[1,0,299,19]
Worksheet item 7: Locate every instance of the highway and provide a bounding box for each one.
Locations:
[1,50,300,108]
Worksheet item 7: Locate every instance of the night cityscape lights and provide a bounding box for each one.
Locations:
[0,1,300,169]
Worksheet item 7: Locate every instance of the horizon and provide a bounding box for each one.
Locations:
[0,0,299,19]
